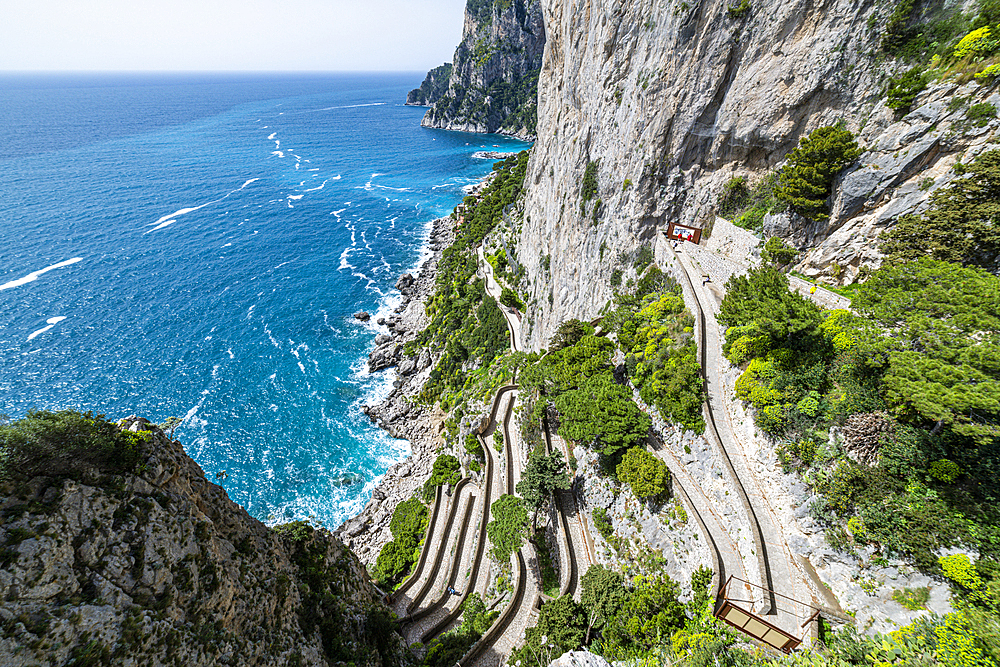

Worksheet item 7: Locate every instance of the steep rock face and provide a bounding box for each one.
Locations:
[0,417,407,667]
[405,63,454,106]
[421,0,546,138]
[514,0,997,349]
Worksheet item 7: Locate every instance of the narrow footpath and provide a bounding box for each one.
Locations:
[670,241,829,639]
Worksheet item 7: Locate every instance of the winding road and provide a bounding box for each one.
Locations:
[668,240,848,641]
[391,229,844,665]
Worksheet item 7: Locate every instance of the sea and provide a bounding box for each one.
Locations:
[0,72,530,528]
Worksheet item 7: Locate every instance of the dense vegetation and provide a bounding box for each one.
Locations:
[516,448,570,530]
[415,151,529,404]
[776,125,862,220]
[372,496,429,587]
[616,447,671,500]
[486,493,528,562]
[614,285,705,433]
[881,148,1000,271]
[0,409,148,483]
[717,260,1000,574]
[419,593,499,667]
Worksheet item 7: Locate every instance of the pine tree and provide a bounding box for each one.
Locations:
[777,124,861,220]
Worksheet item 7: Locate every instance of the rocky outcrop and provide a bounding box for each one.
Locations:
[512,0,1000,348]
[340,216,456,566]
[405,63,453,106]
[0,417,408,667]
[420,0,545,139]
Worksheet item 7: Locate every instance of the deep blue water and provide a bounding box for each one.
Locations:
[0,72,529,527]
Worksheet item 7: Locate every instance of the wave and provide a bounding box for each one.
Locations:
[26,316,68,341]
[268,132,277,140]
[1,257,83,291]
[145,178,259,234]
[305,102,388,113]
[338,247,354,271]
[287,194,304,201]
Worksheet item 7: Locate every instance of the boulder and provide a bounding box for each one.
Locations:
[395,273,415,292]
[368,343,401,372]
[398,357,417,376]
[353,311,370,322]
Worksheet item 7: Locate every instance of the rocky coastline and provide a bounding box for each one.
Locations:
[335,213,456,567]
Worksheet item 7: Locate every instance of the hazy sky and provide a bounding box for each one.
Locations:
[2,0,467,72]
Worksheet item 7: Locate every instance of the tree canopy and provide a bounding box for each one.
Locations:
[516,448,570,529]
[617,447,671,500]
[849,258,1000,444]
[880,148,1000,271]
[554,375,652,457]
[777,124,862,219]
[718,265,824,356]
[486,494,528,563]
[580,564,626,630]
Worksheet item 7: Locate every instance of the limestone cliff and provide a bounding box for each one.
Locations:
[419,0,546,138]
[405,63,453,106]
[512,0,1000,349]
[0,415,408,667]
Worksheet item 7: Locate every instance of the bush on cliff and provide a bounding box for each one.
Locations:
[0,409,147,483]
[617,447,671,501]
[417,151,529,404]
[372,495,429,587]
[881,148,1000,270]
[486,493,528,563]
[776,124,861,220]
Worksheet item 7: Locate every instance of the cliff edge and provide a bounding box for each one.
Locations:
[418,0,546,139]
[0,412,408,667]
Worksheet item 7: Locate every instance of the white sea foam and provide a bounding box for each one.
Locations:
[268,132,277,140]
[27,316,64,341]
[146,179,259,234]
[222,243,232,248]
[287,195,304,201]
[338,247,354,271]
[1,258,83,291]
[227,348,235,360]
[272,151,285,158]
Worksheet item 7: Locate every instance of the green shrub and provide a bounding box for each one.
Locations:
[717,176,749,217]
[885,67,927,112]
[954,27,998,59]
[761,236,798,265]
[0,409,148,482]
[968,102,997,127]
[423,454,461,500]
[373,495,429,586]
[632,244,654,273]
[581,161,599,202]
[499,287,524,310]
[486,494,528,562]
[881,149,1000,268]
[929,458,961,483]
[727,0,751,19]
[777,124,862,220]
[892,587,930,610]
[616,447,670,500]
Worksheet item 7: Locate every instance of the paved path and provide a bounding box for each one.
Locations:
[671,242,826,639]
[478,246,522,352]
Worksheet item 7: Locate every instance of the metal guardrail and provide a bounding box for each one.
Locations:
[669,243,775,614]
[393,484,445,602]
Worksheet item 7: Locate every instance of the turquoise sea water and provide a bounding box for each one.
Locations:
[0,72,529,527]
